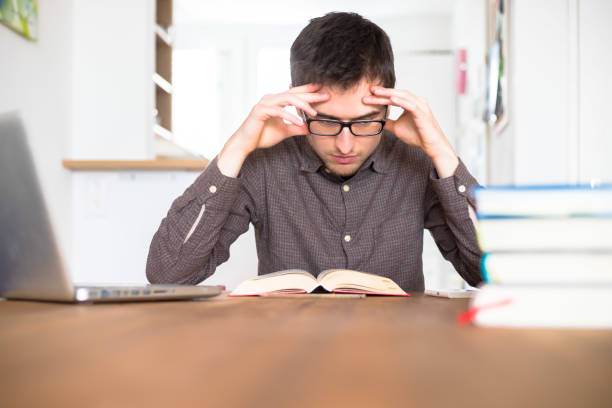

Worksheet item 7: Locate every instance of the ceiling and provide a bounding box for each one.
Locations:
[174,0,454,25]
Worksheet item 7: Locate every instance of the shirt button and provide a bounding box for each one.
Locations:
[342,184,350,192]
[458,185,466,193]
[344,234,351,243]
[209,185,217,193]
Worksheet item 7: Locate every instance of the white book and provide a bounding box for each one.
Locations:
[230,269,408,296]
[476,217,612,252]
[473,185,612,218]
[482,252,612,285]
[468,284,612,328]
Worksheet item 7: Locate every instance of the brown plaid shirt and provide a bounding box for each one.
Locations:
[146,131,483,291]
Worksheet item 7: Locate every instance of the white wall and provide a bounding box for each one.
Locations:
[488,0,572,184]
[71,0,154,159]
[451,0,488,184]
[72,171,195,284]
[512,0,572,185]
[0,0,74,266]
[578,0,612,183]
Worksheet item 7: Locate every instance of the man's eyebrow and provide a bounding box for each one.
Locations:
[316,109,385,121]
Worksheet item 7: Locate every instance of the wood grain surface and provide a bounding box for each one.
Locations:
[1,294,611,407]
[62,159,208,171]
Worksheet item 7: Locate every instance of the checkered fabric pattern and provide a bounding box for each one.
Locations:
[146,131,483,291]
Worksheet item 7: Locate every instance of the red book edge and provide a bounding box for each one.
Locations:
[229,289,410,297]
[227,290,308,297]
[333,289,410,297]
[456,298,513,325]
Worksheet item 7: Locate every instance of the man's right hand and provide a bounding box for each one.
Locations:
[217,83,329,177]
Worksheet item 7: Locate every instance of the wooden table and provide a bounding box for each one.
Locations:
[1,294,611,407]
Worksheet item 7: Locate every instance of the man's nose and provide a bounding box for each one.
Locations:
[335,127,355,155]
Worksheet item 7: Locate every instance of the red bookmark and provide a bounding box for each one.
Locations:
[457,298,513,326]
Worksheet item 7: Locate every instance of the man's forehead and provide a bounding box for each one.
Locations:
[318,79,377,97]
[312,79,384,119]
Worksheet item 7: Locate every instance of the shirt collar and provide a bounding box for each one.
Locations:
[298,131,391,175]
[298,136,326,173]
[363,133,388,174]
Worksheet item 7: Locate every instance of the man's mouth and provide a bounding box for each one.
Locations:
[330,155,357,165]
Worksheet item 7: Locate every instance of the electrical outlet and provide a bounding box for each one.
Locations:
[86,176,108,218]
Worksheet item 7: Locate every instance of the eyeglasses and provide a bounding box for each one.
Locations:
[301,106,387,137]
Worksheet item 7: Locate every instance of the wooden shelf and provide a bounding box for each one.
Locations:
[156,0,173,27]
[62,159,209,171]
[153,0,173,149]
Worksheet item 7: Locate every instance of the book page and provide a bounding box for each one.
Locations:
[317,269,407,296]
[250,269,315,281]
[230,269,318,296]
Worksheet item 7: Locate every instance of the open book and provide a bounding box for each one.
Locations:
[230,269,409,296]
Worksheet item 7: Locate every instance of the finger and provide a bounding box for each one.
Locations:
[362,95,391,105]
[370,85,422,102]
[294,92,330,104]
[389,95,418,113]
[365,92,417,113]
[264,93,316,117]
[280,94,319,117]
[369,87,425,113]
[289,83,322,93]
[274,107,306,127]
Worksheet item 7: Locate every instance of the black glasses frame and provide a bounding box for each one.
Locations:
[301,106,388,137]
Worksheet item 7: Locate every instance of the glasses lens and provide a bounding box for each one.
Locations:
[351,121,383,136]
[309,120,342,136]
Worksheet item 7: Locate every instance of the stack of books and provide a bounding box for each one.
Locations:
[465,185,612,328]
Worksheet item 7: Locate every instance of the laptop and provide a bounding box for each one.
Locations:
[0,111,222,302]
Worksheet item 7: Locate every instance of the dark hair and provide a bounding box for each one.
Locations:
[290,12,395,90]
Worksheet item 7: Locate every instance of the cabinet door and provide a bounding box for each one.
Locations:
[579,0,612,183]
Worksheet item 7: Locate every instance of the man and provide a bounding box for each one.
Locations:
[147,12,483,291]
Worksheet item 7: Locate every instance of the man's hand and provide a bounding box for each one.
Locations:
[218,84,329,177]
[364,85,459,178]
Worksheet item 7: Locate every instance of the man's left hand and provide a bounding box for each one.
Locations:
[364,85,459,178]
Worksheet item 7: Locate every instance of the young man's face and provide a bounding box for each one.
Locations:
[307,79,386,178]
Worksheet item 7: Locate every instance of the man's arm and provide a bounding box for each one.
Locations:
[146,158,252,284]
[363,86,483,284]
[217,83,329,177]
[146,84,329,284]
[424,160,483,286]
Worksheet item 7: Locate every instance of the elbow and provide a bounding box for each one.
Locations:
[146,246,174,284]
[145,251,204,285]
[146,258,166,284]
